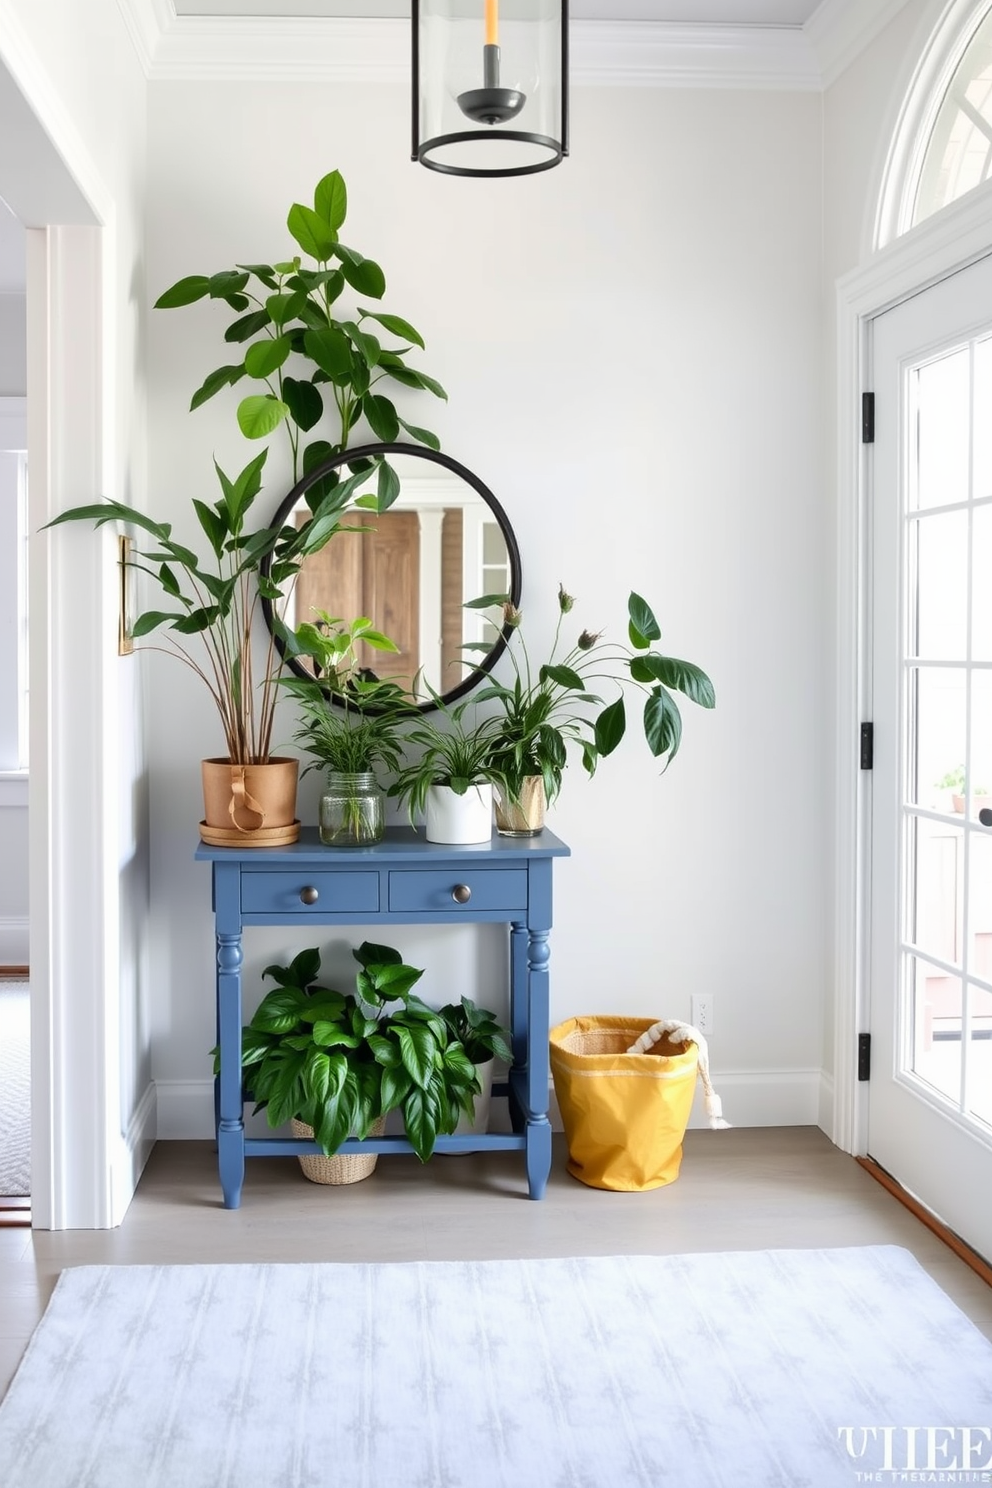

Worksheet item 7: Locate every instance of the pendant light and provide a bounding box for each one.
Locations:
[412,0,568,178]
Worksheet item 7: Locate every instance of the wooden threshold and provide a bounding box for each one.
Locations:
[0,1198,30,1228]
[0,966,28,979]
[857,1156,992,1288]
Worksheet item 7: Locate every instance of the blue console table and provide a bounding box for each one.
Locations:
[195,826,571,1208]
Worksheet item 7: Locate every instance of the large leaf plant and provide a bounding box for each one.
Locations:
[239,942,480,1162]
[154,167,447,511]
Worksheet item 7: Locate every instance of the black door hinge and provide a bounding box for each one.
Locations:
[862,392,875,443]
[860,722,873,770]
[858,1033,871,1081]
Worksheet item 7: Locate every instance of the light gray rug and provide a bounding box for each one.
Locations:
[0,1247,990,1487]
[0,980,29,1197]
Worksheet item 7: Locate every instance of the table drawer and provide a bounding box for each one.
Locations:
[241,871,380,915]
[388,868,528,913]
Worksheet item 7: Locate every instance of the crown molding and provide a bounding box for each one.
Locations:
[119,2,823,88]
[805,0,915,89]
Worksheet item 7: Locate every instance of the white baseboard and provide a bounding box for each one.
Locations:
[109,1081,157,1227]
[0,916,29,966]
[817,1069,837,1143]
[157,1068,825,1142]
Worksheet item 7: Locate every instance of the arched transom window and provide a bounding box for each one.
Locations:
[915,8,992,226]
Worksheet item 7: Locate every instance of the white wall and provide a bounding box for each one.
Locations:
[146,77,825,1134]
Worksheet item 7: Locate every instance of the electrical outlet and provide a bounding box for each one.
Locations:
[691,994,714,1035]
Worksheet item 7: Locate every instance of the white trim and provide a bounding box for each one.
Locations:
[160,1069,823,1145]
[833,183,992,1157]
[874,0,992,250]
[0,916,29,965]
[0,2,114,227]
[806,0,917,90]
[118,6,822,88]
[110,1081,157,1218]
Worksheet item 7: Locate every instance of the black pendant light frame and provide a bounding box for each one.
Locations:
[411,0,569,179]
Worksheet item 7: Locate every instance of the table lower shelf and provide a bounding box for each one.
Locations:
[243,1132,527,1157]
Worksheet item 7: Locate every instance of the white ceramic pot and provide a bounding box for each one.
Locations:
[424,783,493,844]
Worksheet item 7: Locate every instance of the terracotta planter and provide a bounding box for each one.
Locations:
[495,776,547,837]
[425,783,493,844]
[200,757,300,847]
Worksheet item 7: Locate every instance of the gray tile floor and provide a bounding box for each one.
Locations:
[2,1126,990,1400]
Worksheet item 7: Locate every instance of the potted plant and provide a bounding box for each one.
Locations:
[238,941,480,1180]
[45,169,446,842]
[284,612,418,845]
[387,690,507,844]
[936,765,992,815]
[468,586,716,834]
[436,996,513,1136]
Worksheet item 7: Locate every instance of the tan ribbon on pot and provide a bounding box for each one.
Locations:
[228,766,266,831]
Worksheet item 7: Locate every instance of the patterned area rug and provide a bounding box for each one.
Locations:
[0,981,29,1198]
[0,1246,990,1487]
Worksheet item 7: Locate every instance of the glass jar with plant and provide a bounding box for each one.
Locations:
[237,941,480,1167]
[468,586,716,835]
[387,689,507,844]
[284,612,418,846]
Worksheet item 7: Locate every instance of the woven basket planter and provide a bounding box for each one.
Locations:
[290,1116,387,1186]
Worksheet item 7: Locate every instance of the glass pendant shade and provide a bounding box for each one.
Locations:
[412,0,568,177]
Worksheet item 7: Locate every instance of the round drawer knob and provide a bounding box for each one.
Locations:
[299,885,319,906]
[451,883,472,904]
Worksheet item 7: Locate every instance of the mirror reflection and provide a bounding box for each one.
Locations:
[269,446,520,706]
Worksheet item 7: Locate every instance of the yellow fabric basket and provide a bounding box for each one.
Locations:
[549,1015,724,1192]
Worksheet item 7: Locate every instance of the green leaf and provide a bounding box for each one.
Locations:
[154,275,210,309]
[250,986,308,1035]
[265,291,306,326]
[314,170,348,231]
[396,417,440,452]
[354,941,404,970]
[594,697,627,757]
[236,262,279,291]
[303,326,352,379]
[628,591,661,649]
[190,364,245,412]
[463,593,511,609]
[287,202,338,262]
[225,310,272,344]
[643,687,682,761]
[628,655,716,708]
[363,393,400,443]
[396,1023,435,1089]
[282,377,323,433]
[244,335,291,379]
[379,1062,412,1114]
[237,394,289,440]
[131,609,183,638]
[341,320,381,368]
[541,664,586,692]
[192,499,227,558]
[334,244,386,299]
[402,1086,436,1163]
[377,460,400,511]
[359,308,425,350]
[208,270,249,299]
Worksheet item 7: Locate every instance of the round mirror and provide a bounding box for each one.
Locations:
[262,441,521,709]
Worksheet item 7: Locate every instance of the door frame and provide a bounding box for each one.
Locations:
[833,179,992,1155]
[0,13,127,1227]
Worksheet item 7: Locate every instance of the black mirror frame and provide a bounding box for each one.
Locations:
[261,441,522,712]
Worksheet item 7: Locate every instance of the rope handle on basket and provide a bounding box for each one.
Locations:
[625,1020,731,1131]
